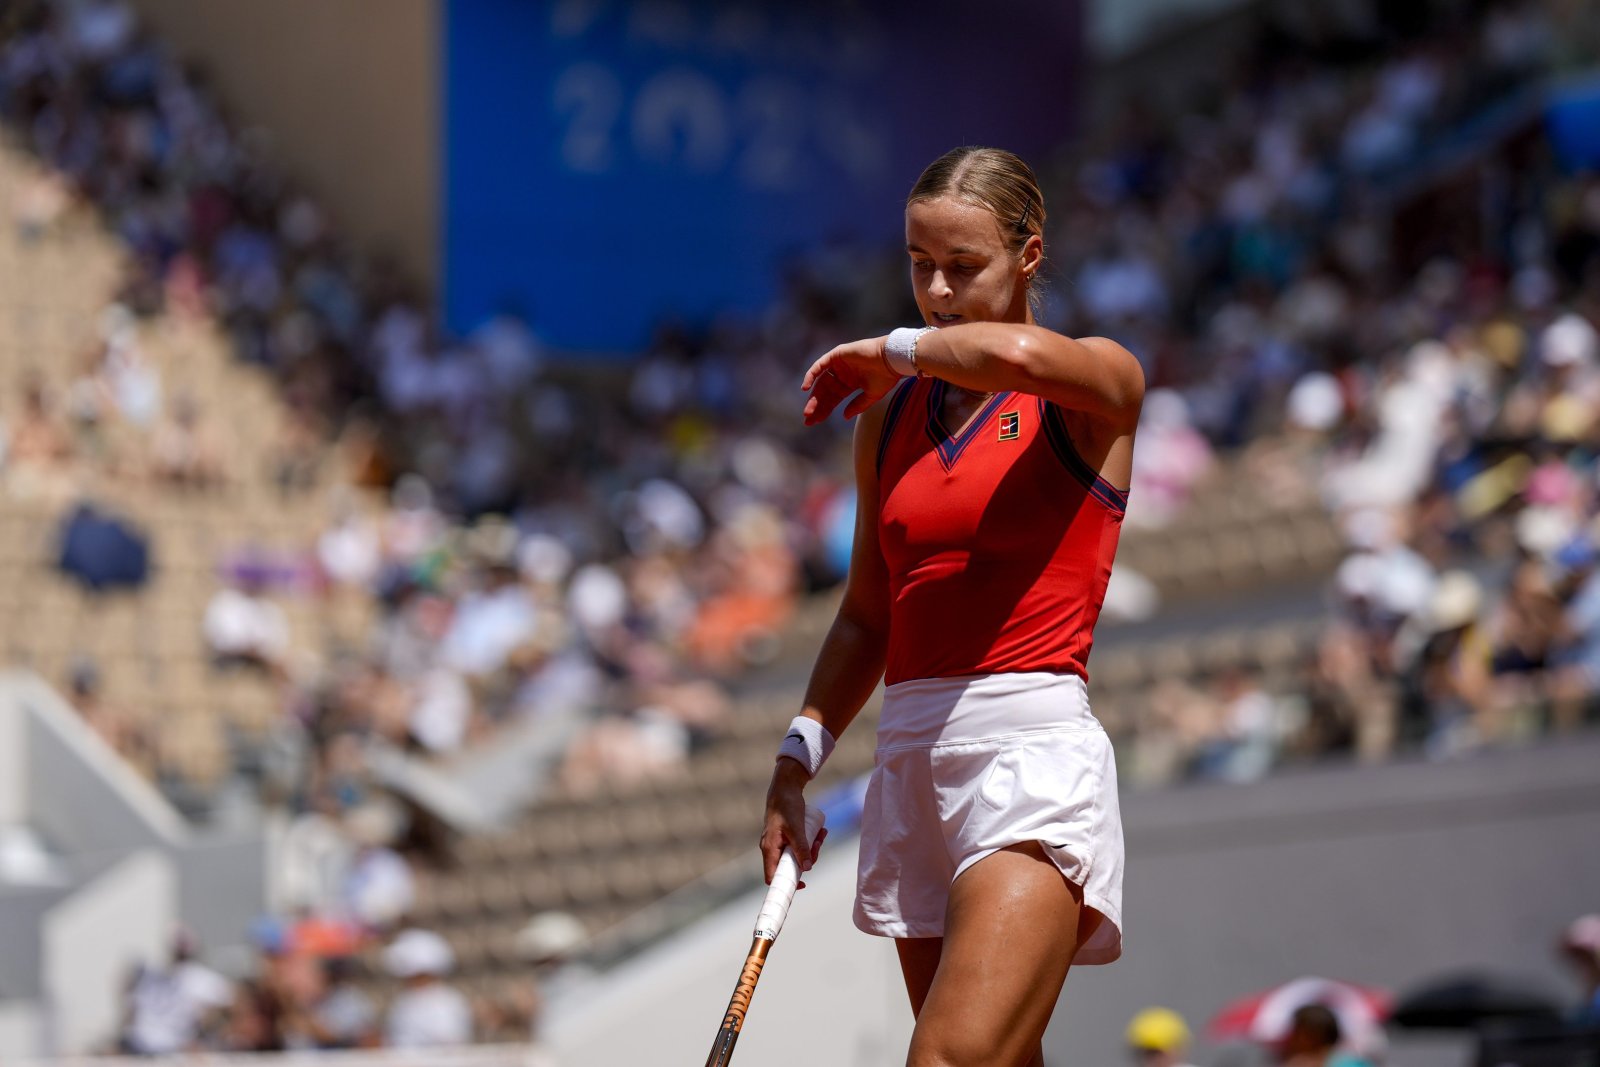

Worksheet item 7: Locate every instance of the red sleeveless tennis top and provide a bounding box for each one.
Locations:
[875,376,1127,686]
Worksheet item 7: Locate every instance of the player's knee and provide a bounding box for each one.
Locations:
[907,1028,1032,1067]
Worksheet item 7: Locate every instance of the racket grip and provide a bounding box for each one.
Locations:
[753,802,825,941]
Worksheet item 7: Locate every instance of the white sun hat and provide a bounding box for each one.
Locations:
[384,929,455,978]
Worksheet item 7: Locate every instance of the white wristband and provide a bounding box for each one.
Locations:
[776,716,835,779]
[884,326,933,378]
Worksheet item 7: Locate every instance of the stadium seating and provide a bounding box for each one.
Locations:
[0,138,373,808]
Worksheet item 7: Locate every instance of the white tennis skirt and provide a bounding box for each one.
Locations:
[853,671,1124,966]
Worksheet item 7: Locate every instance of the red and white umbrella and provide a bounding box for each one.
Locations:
[1209,976,1392,1050]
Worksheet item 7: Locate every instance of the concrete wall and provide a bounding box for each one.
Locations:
[42,850,174,1055]
[126,0,439,289]
[0,1000,43,1062]
[546,834,915,1066]
[0,676,268,1059]
[1087,0,1379,119]
[0,885,61,1000]
[1090,0,1255,56]
[174,834,269,960]
[7,675,183,855]
[0,681,24,823]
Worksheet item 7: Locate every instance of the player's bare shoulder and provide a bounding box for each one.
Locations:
[853,385,893,443]
[847,379,913,495]
[851,377,910,465]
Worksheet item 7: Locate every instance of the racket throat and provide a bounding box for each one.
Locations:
[705,937,774,1067]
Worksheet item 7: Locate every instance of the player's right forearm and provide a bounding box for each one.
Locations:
[797,610,887,741]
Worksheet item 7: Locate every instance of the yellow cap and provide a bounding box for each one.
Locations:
[1127,1008,1191,1052]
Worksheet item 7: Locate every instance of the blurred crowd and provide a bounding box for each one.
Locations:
[0,314,235,507]
[1044,0,1596,438]
[107,799,595,1054]
[0,0,1595,808]
[113,916,589,1055]
[1106,175,1600,785]
[2,0,1600,1049]
[1026,0,1600,784]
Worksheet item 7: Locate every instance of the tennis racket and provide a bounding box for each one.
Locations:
[703,802,826,1067]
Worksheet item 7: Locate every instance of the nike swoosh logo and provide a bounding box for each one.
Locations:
[785,732,804,743]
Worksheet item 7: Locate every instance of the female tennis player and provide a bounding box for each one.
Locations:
[760,146,1143,1067]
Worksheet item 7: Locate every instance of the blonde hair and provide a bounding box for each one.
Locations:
[907,146,1046,281]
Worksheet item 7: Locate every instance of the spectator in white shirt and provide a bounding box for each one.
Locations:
[383,929,472,1049]
[203,577,289,673]
[119,930,233,1055]
[341,803,416,930]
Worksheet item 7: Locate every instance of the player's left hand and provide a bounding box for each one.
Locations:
[802,336,899,425]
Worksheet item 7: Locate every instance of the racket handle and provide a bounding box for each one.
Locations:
[705,804,825,1066]
[754,803,825,941]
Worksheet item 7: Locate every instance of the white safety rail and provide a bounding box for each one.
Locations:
[12,1045,556,1067]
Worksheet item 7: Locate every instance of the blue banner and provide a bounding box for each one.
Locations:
[1548,74,1600,172]
[443,0,1082,353]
